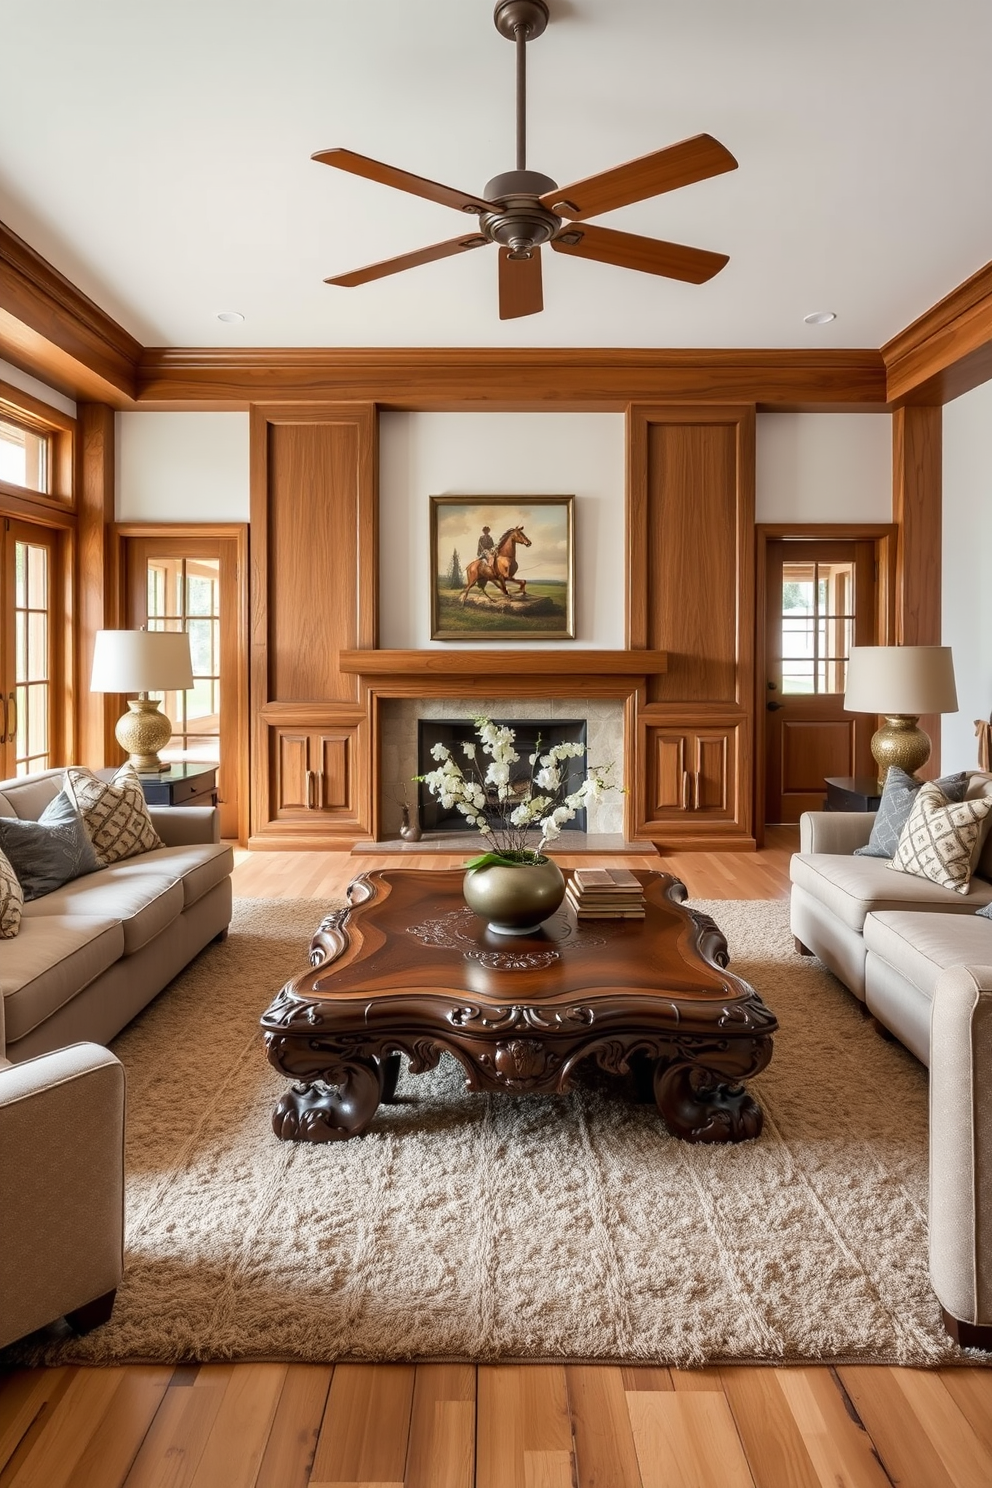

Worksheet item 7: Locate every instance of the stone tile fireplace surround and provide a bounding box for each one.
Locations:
[380,698,626,839]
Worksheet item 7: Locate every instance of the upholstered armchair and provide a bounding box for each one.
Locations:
[0,997,125,1349]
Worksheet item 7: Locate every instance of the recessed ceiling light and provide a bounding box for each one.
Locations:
[803,311,837,325]
[215,310,245,324]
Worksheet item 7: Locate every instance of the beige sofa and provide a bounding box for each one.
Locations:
[0,768,233,1063]
[789,774,992,1348]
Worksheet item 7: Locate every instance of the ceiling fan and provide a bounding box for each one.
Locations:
[313,0,737,320]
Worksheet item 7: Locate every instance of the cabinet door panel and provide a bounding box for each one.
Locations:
[640,720,744,837]
[694,731,731,815]
[274,731,311,815]
[315,733,351,812]
[652,733,687,813]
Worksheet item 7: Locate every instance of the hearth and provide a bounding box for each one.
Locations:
[417,718,587,833]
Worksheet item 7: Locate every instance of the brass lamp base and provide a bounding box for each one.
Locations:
[871,714,932,790]
[114,697,172,773]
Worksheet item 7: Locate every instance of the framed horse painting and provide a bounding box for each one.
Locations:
[430,494,575,641]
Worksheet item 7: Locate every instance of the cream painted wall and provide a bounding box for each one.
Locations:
[0,357,76,418]
[942,381,992,772]
[378,412,626,649]
[116,412,250,521]
[756,413,891,523]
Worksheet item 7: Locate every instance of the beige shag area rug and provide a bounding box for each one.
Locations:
[5,896,965,1366]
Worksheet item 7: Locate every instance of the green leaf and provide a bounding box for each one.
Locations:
[464,850,547,870]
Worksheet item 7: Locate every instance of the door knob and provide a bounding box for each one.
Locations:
[766,700,784,712]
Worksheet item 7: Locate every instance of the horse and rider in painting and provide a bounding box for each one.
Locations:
[460,525,532,605]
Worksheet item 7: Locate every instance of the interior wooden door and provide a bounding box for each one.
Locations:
[122,530,247,840]
[764,539,877,823]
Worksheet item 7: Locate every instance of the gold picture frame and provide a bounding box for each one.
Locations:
[430,495,575,641]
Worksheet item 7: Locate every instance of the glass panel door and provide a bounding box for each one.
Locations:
[0,520,59,777]
[780,559,855,695]
[145,555,222,763]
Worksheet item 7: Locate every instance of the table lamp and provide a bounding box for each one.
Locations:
[90,629,194,773]
[844,645,958,787]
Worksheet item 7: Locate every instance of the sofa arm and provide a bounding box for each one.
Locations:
[929,965,992,1344]
[799,811,876,855]
[150,805,220,846]
[0,1043,125,1348]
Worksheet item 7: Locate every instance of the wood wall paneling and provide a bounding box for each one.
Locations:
[892,406,942,773]
[627,405,755,846]
[76,404,117,767]
[250,404,377,845]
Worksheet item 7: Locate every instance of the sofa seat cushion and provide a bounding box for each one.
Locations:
[21,865,184,954]
[789,853,992,933]
[0,916,124,1043]
[864,910,992,1001]
[136,843,234,908]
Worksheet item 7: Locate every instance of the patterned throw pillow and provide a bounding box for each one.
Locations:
[0,791,99,900]
[0,846,23,938]
[64,763,164,867]
[854,767,968,859]
[889,782,992,894]
[977,901,992,920]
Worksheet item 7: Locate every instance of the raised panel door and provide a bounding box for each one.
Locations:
[274,730,312,816]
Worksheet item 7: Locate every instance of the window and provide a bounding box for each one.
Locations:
[0,415,51,495]
[780,559,855,695]
[146,556,222,763]
[1,520,61,777]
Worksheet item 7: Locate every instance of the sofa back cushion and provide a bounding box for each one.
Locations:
[966,772,992,879]
[0,770,65,823]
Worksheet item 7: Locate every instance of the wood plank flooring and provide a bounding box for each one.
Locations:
[3,829,990,1488]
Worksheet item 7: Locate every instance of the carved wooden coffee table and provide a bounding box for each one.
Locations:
[260,868,777,1145]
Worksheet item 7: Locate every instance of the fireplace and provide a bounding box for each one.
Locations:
[417,718,587,833]
[379,696,626,840]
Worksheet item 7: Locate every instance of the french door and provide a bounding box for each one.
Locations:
[120,529,247,840]
[763,538,878,823]
[0,517,65,778]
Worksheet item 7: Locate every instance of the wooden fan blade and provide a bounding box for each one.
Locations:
[540,134,737,221]
[498,247,544,319]
[550,222,728,284]
[312,147,495,216]
[326,233,489,287]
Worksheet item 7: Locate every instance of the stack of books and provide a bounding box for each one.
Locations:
[565,867,646,919]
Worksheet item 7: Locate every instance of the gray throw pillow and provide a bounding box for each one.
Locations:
[0,790,99,901]
[977,902,992,920]
[853,766,969,859]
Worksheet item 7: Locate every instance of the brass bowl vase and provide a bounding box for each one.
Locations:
[462,856,566,936]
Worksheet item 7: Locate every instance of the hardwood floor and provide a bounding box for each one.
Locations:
[2,829,990,1488]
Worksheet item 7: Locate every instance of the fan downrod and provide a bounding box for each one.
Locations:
[493,1,549,42]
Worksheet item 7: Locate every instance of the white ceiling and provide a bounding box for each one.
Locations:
[1,0,990,351]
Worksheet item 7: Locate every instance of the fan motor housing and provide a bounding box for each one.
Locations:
[482,170,561,255]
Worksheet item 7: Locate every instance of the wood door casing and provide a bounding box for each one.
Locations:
[763,538,877,824]
[119,527,248,842]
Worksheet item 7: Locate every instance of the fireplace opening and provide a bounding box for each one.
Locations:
[417,719,588,834]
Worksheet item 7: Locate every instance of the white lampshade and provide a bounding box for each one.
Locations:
[90,630,194,694]
[844,645,958,716]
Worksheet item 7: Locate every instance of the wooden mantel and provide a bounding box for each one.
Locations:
[339,649,667,680]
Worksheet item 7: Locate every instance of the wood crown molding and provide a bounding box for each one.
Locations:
[136,346,886,411]
[0,220,139,404]
[883,256,992,406]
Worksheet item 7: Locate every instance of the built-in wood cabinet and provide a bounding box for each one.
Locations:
[641,720,742,838]
[271,723,364,827]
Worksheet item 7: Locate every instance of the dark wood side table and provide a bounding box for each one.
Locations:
[98,761,218,808]
[260,868,778,1146]
[823,776,882,813]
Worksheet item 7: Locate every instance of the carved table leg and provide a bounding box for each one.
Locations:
[272,1056,384,1142]
[380,1052,402,1104]
[654,1062,764,1144]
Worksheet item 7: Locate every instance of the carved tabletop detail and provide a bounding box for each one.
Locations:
[260,868,778,1148]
